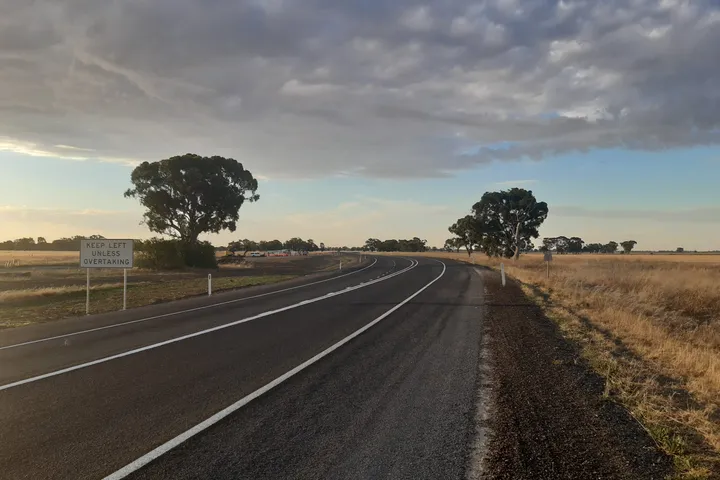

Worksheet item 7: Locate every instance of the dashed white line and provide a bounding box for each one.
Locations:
[102,259,445,480]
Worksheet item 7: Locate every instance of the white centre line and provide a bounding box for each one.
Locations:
[103,259,446,480]
[0,258,389,351]
[0,260,419,392]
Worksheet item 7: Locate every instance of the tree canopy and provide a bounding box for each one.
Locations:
[620,240,637,254]
[450,188,548,259]
[125,154,259,245]
[363,237,427,252]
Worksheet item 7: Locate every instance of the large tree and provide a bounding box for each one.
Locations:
[364,238,382,252]
[448,216,478,256]
[444,238,462,253]
[285,237,308,252]
[603,241,619,254]
[620,240,637,254]
[468,188,548,260]
[125,154,259,245]
[228,239,258,256]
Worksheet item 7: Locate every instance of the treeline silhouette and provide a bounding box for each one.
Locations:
[0,236,108,251]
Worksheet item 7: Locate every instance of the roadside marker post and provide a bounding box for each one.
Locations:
[208,274,212,296]
[500,263,506,287]
[339,261,342,271]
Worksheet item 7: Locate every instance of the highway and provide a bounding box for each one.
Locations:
[0,255,485,479]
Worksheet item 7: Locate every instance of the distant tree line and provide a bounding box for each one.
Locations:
[362,237,428,252]
[540,237,638,254]
[0,235,107,251]
[224,238,325,255]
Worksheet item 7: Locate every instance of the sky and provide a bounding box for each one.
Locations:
[1,0,719,250]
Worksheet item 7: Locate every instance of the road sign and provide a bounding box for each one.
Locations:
[80,239,134,269]
[543,251,553,262]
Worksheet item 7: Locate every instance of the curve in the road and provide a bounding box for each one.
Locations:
[0,258,382,352]
[0,259,418,392]
[104,259,446,480]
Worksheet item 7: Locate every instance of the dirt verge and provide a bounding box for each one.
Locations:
[478,268,673,479]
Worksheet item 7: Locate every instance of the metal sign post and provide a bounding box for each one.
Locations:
[544,251,553,278]
[123,269,128,310]
[86,268,90,315]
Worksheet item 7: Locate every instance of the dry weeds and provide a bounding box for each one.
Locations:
[384,252,720,477]
[0,250,79,267]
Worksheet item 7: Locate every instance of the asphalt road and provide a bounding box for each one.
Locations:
[0,255,485,480]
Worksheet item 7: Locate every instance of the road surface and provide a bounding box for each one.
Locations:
[0,256,485,479]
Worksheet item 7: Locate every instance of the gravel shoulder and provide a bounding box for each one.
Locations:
[478,267,673,479]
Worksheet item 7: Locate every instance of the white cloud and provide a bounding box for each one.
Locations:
[0,0,718,178]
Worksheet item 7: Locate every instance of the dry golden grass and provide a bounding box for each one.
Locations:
[0,282,128,304]
[0,275,295,328]
[382,252,720,477]
[0,250,79,266]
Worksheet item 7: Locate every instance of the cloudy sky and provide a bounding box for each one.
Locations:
[1,0,719,250]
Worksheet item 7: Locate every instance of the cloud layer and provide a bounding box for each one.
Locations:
[1,0,719,177]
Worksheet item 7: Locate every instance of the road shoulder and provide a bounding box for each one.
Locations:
[476,267,672,479]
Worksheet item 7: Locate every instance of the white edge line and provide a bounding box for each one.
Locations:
[0,258,381,351]
[103,259,445,480]
[0,260,419,392]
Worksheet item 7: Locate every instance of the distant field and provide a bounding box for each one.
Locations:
[0,250,79,267]
[524,252,720,264]
[382,251,720,476]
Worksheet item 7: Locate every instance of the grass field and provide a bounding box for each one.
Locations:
[382,251,720,477]
[0,250,79,267]
[0,275,295,329]
[0,252,359,329]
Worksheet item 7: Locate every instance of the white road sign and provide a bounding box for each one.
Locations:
[80,239,134,269]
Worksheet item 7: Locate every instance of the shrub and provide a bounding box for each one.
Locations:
[135,238,185,270]
[181,241,218,268]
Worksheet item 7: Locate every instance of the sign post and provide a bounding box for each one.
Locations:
[80,239,134,315]
[543,251,553,278]
[86,268,90,315]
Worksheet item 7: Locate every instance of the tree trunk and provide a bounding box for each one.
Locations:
[513,221,521,261]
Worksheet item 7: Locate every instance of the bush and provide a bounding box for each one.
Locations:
[181,241,218,268]
[135,238,185,270]
[135,239,218,270]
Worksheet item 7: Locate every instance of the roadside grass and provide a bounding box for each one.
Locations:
[0,275,295,329]
[378,252,720,478]
[0,250,79,267]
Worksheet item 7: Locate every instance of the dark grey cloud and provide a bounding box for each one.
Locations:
[0,0,719,178]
